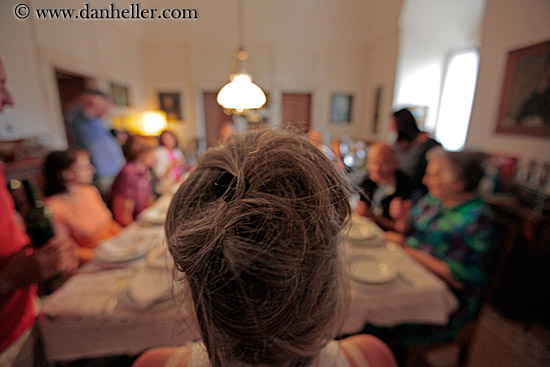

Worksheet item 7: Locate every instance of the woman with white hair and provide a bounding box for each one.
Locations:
[384,149,496,347]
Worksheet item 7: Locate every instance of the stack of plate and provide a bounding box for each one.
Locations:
[95,231,158,264]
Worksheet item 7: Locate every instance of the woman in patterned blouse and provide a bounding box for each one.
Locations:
[384,149,496,345]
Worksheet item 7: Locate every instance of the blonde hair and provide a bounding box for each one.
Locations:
[165,129,351,367]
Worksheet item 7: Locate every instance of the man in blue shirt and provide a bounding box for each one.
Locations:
[66,90,125,196]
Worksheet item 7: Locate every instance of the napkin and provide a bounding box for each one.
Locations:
[125,267,175,310]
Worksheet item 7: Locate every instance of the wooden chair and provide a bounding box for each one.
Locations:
[404,218,516,367]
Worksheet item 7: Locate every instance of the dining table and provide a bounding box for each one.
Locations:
[340,215,458,334]
[38,194,458,362]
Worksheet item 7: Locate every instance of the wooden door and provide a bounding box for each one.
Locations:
[203,92,234,148]
[281,93,311,134]
[55,70,89,146]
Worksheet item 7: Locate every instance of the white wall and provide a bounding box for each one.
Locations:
[140,0,404,147]
[394,0,486,131]
[362,31,401,141]
[466,0,550,163]
[0,0,58,144]
[0,0,146,148]
[1,0,403,150]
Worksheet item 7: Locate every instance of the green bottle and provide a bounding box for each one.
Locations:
[22,179,55,248]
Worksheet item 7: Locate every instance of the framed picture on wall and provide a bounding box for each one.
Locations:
[158,92,183,121]
[372,86,383,134]
[110,83,130,106]
[495,39,550,138]
[330,93,353,123]
[408,105,429,130]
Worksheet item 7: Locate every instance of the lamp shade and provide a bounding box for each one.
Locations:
[216,73,266,113]
[138,111,167,136]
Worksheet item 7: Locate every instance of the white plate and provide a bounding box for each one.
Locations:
[346,226,377,240]
[349,258,397,284]
[138,208,166,225]
[95,233,155,263]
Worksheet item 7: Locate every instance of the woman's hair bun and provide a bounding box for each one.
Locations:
[165,129,350,367]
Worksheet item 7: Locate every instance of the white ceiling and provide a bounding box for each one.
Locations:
[101,0,403,47]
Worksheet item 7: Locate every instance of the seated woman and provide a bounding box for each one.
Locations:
[133,130,396,367]
[384,149,496,346]
[355,142,420,231]
[111,135,158,227]
[154,130,187,194]
[44,150,121,264]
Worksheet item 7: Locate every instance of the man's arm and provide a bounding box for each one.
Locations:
[0,236,77,294]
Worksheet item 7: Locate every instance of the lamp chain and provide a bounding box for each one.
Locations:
[238,0,245,50]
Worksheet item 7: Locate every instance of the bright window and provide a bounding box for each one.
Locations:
[435,51,479,151]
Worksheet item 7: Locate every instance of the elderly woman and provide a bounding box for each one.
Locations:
[385,149,496,346]
[133,130,396,367]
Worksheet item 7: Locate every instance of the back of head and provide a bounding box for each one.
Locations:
[444,150,487,193]
[165,129,350,367]
[122,135,157,162]
[427,149,487,193]
[393,108,421,143]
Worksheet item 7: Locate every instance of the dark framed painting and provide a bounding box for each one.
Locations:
[158,92,183,121]
[110,83,129,106]
[495,39,550,138]
[330,93,353,123]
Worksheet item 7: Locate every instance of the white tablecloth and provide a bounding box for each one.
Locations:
[341,217,459,334]
[39,267,199,361]
[39,213,458,361]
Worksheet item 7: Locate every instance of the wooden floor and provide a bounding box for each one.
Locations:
[58,307,550,367]
[422,307,550,367]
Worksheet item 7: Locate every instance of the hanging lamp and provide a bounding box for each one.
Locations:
[217,0,266,114]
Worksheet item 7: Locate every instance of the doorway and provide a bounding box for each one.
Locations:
[203,92,234,148]
[281,93,312,134]
[54,70,91,146]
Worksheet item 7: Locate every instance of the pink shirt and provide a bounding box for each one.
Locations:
[111,162,153,219]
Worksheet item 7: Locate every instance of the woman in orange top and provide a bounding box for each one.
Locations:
[44,150,121,264]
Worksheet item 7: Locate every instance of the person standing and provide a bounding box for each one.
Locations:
[391,108,441,194]
[0,57,77,367]
[66,90,125,197]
